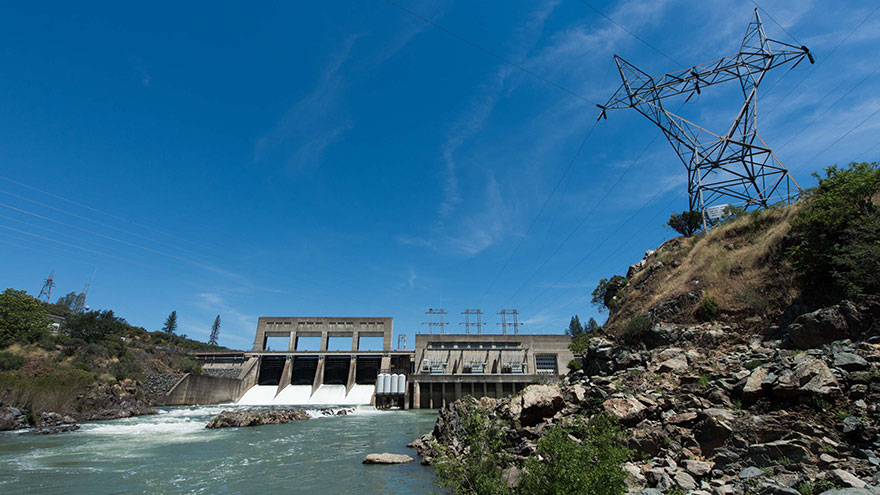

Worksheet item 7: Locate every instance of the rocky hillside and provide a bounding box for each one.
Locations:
[414,164,880,494]
[1,288,232,431]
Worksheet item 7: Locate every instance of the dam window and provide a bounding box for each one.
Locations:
[294,336,321,351]
[263,336,290,351]
[326,336,353,351]
[535,354,558,374]
[357,336,384,351]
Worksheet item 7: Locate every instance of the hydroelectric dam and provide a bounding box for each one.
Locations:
[159,316,573,408]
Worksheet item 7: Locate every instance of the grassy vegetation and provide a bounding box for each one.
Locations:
[434,408,631,495]
[0,288,230,413]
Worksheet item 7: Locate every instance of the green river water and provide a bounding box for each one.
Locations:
[0,406,444,494]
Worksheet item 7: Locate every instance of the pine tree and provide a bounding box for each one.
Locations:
[162,310,178,335]
[209,314,221,345]
[567,315,584,337]
[586,317,600,332]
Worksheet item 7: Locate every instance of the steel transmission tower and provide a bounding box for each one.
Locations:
[598,9,813,226]
[38,271,55,302]
[460,309,485,335]
[497,309,521,335]
[422,308,448,334]
[72,283,90,313]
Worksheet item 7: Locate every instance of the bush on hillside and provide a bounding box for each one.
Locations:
[695,295,719,322]
[567,359,583,372]
[518,414,631,495]
[434,410,512,495]
[788,162,880,300]
[0,289,51,348]
[591,276,628,313]
[667,210,704,236]
[0,351,26,371]
[620,315,652,346]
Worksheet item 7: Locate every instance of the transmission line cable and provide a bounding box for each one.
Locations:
[0,187,204,258]
[480,120,599,300]
[575,0,685,68]
[500,127,666,306]
[791,104,880,174]
[764,4,880,114]
[384,0,598,104]
[0,201,231,274]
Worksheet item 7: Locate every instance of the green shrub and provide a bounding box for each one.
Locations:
[620,315,652,346]
[788,162,880,300]
[570,334,590,354]
[0,289,51,348]
[0,351,25,371]
[695,296,719,322]
[434,410,512,495]
[519,414,632,495]
[179,357,202,374]
[667,210,704,237]
[567,359,583,372]
[591,276,628,313]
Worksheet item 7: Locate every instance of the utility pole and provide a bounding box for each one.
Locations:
[497,309,521,335]
[460,309,485,335]
[598,9,811,222]
[38,271,55,302]
[422,308,448,335]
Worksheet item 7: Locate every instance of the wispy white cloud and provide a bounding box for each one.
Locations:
[188,292,258,349]
[253,35,360,170]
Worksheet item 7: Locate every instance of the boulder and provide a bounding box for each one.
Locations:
[602,397,647,425]
[205,409,309,428]
[658,357,689,374]
[829,470,867,489]
[682,459,713,477]
[794,359,840,397]
[833,352,869,372]
[742,367,769,402]
[362,453,414,465]
[509,385,564,427]
[788,302,861,349]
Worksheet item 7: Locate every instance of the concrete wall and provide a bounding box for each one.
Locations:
[162,374,242,405]
[413,333,573,375]
[251,316,393,352]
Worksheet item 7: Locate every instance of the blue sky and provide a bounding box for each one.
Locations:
[1,1,878,349]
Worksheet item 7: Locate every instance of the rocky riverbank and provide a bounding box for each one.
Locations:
[206,409,311,428]
[412,317,880,494]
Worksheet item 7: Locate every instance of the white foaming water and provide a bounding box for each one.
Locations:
[236,385,278,405]
[237,384,375,406]
[79,405,231,438]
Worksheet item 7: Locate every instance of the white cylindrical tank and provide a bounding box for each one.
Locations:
[376,374,386,395]
[396,374,406,395]
[382,374,392,395]
[390,374,399,395]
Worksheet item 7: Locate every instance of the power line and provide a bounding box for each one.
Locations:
[500,125,667,307]
[384,0,597,105]
[764,4,880,114]
[750,0,802,45]
[480,120,599,300]
[576,0,685,68]
[0,201,232,275]
[791,104,880,174]
[0,187,204,259]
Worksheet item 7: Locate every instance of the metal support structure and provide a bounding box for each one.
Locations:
[397,334,407,350]
[599,9,811,224]
[38,271,55,302]
[72,283,90,313]
[497,309,521,335]
[460,309,485,335]
[422,308,448,335]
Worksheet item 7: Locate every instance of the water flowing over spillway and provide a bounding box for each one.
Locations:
[236,384,375,406]
[0,405,438,494]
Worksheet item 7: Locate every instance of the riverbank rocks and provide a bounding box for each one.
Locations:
[413,296,880,494]
[205,409,309,428]
[0,403,31,431]
[508,384,564,427]
[362,453,413,465]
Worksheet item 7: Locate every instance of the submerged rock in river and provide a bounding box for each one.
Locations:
[205,409,309,428]
[362,453,414,464]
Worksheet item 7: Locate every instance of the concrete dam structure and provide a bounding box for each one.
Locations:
[168,315,572,408]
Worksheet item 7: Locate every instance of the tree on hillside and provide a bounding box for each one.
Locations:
[0,289,50,347]
[591,275,628,313]
[56,291,79,310]
[788,162,880,300]
[586,317,600,332]
[208,315,221,345]
[162,310,178,335]
[667,210,704,237]
[66,310,128,343]
[566,315,584,337]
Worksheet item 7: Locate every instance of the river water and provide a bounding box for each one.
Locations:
[0,406,443,494]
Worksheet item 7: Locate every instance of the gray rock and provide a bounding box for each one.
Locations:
[683,459,713,477]
[673,471,698,490]
[501,466,521,488]
[833,352,869,372]
[788,301,861,349]
[739,466,766,479]
[743,367,769,402]
[602,397,647,425]
[818,489,880,495]
[829,469,867,489]
[508,385,565,427]
[362,453,414,465]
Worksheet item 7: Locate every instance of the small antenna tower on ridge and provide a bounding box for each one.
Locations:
[497,309,521,335]
[422,308,448,335]
[598,9,813,228]
[38,271,55,302]
[460,309,485,335]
